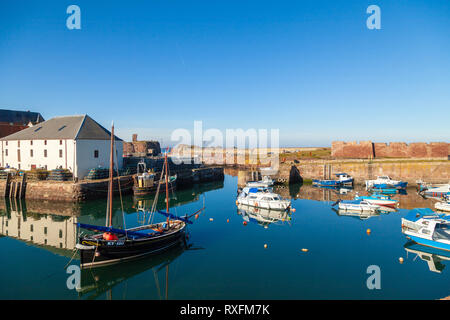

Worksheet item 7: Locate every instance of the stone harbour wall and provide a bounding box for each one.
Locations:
[272,160,450,185]
[332,141,449,159]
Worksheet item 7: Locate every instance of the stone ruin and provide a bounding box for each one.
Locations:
[123,134,161,156]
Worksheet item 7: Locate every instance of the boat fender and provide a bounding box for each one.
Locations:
[75,243,96,250]
[103,232,118,240]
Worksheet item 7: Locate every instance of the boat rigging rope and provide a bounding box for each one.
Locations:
[147,161,164,225]
[115,146,127,238]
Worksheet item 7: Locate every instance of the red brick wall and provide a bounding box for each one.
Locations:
[332,141,449,159]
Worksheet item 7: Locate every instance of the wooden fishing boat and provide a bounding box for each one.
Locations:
[132,159,177,197]
[76,125,198,269]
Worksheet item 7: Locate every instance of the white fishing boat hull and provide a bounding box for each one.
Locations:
[435,202,450,212]
[237,197,291,211]
[363,198,398,208]
[338,202,380,212]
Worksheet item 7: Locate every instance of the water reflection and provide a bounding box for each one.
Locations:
[331,208,381,220]
[0,179,224,258]
[78,241,188,300]
[237,204,292,228]
[274,184,435,210]
[404,241,450,274]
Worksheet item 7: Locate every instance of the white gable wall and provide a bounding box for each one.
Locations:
[75,139,123,179]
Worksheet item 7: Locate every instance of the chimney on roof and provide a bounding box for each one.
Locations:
[132,133,138,142]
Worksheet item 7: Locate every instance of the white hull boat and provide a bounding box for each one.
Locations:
[336,200,380,213]
[435,201,450,212]
[237,187,291,211]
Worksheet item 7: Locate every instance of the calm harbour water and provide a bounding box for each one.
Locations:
[0,174,449,300]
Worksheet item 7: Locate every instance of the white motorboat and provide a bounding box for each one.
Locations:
[354,192,398,208]
[334,199,381,213]
[401,208,450,252]
[365,176,408,189]
[237,187,291,211]
[435,201,450,212]
[421,184,450,198]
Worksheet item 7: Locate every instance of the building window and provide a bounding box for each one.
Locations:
[44,149,47,157]
[44,140,47,145]
[30,225,33,232]
[94,150,99,158]
[30,149,33,157]
[59,140,63,145]
[59,230,63,238]
[59,150,63,158]
[30,141,33,145]
[18,141,20,147]
[17,149,20,162]
[44,227,47,235]
[5,141,7,146]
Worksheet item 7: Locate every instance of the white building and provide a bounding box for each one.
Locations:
[0,115,123,179]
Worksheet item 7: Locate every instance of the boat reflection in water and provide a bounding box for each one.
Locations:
[331,206,397,220]
[77,240,188,299]
[237,204,292,228]
[404,241,450,274]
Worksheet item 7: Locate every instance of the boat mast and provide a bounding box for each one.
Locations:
[165,149,170,226]
[107,122,114,227]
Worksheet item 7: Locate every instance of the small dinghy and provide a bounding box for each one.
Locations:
[401,208,450,252]
[246,175,275,188]
[313,173,353,187]
[365,176,408,190]
[237,187,291,211]
[333,199,380,212]
[354,192,398,208]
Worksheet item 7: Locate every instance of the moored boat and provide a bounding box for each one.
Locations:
[401,208,450,252]
[365,176,408,190]
[246,175,275,188]
[435,200,450,213]
[333,199,380,212]
[313,173,354,187]
[76,126,198,269]
[132,160,177,197]
[354,192,398,208]
[237,187,291,211]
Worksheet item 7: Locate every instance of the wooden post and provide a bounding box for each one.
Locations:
[4,173,10,197]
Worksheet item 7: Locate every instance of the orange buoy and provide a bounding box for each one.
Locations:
[264,244,268,249]
[399,257,404,263]
[195,214,199,219]
[291,208,296,212]
[243,221,247,226]
[209,218,214,222]
[366,229,371,235]
[227,219,229,223]
[301,248,308,252]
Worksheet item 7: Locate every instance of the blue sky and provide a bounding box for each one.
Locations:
[0,0,449,147]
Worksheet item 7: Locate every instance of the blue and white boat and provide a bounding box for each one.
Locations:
[313,173,353,187]
[354,192,398,208]
[401,208,450,252]
[404,241,450,273]
[365,176,408,190]
[333,199,380,212]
